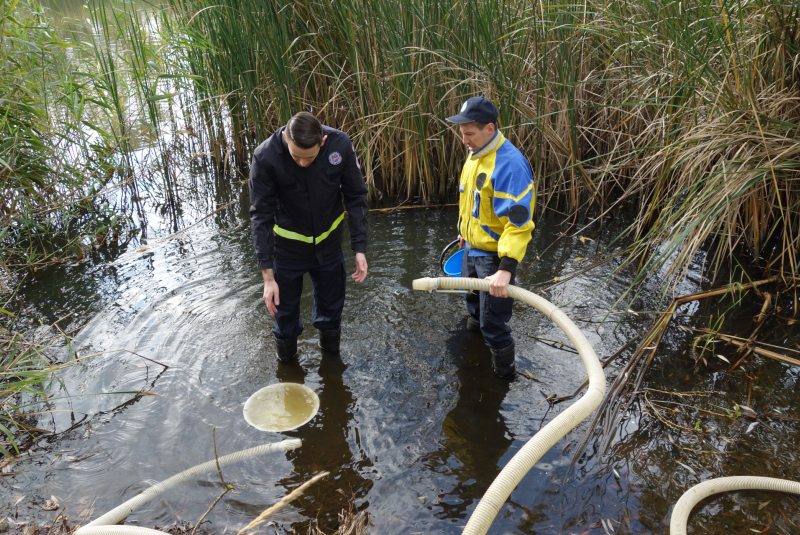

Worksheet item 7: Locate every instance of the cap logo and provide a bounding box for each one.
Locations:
[329,152,342,165]
[460,101,468,112]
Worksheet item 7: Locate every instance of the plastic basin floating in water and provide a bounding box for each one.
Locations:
[243,383,320,432]
[443,249,464,277]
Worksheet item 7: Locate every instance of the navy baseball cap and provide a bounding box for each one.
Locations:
[445,96,499,124]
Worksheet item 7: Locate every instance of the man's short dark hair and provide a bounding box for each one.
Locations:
[286,111,324,149]
[466,120,499,131]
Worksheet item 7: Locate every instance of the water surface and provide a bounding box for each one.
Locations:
[8,204,800,534]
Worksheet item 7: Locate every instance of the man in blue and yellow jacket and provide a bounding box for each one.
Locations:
[445,96,535,379]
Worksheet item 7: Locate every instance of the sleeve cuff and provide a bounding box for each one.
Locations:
[258,259,274,270]
[498,256,518,275]
[352,243,367,254]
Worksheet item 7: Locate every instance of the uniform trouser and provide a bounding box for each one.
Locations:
[462,253,515,349]
[272,249,346,340]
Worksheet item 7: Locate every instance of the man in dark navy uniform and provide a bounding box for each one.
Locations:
[248,111,369,362]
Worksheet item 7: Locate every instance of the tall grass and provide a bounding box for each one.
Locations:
[167,0,800,290]
[1,0,195,269]
[1,0,132,269]
[3,0,799,291]
[0,308,57,457]
[0,0,185,452]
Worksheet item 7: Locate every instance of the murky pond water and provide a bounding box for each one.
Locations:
[8,194,800,533]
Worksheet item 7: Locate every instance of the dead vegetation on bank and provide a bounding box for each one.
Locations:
[2,491,372,535]
[0,313,67,458]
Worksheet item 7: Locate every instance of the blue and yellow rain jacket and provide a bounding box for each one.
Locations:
[457,131,535,274]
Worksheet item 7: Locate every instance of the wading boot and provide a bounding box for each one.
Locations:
[490,342,516,379]
[318,327,341,354]
[275,336,298,363]
[466,315,481,333]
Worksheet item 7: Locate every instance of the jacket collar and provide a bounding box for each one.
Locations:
[470,131,505,160]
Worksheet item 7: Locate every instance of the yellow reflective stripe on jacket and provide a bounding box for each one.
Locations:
[493,183,534,203]
[274,212,345,244]
[315,212,345,243]
[273,225,313,243]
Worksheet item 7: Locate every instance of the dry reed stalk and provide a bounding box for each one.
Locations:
[369,203,456,214]
[756,293,773,323]
[236,471,329,535]
[191,428,233,535]
[714,332,800,368]
[303,490,372,535]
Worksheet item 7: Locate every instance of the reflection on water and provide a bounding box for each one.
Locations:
[276,356,374,532]
[425,324,512,522]
[8,206,800,534]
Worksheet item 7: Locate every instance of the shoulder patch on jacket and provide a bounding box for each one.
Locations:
[508,204,529,224]
[329,152,342,165]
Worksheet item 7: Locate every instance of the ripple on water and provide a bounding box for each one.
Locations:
[16,209,800,535]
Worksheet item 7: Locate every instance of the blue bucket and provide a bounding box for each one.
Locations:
[442,248,463,277]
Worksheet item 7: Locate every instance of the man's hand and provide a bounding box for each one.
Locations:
[262,268,280,316]
[485,269,512,298]
[457,234,465,249]
[352,252,368,282]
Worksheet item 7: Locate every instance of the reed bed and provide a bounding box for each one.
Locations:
[0,0,189,270]
[1,0,167,451]
[1,0,130,269]
[166,0,800,288]
[3,0,799,286]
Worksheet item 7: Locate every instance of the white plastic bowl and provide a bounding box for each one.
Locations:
[243,383,320,432]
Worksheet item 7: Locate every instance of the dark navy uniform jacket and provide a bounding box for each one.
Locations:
[248,125,369,270]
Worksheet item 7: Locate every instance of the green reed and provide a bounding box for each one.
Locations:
[0,311,52,457]
[1,0,125,269]
[162,0,799,290]
[1,0,193,270]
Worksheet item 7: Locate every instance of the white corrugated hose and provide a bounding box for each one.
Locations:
[75,439,302,535]
[670,476,800,534]
[412,277,606,535]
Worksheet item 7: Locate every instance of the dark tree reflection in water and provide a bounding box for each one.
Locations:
[276,356,374,532]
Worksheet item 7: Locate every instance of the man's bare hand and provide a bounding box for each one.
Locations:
[485,269,512,298]
[263,280,280,316]
[351,252,368,282]
[262,269,280,316]
[457,234,465,249]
